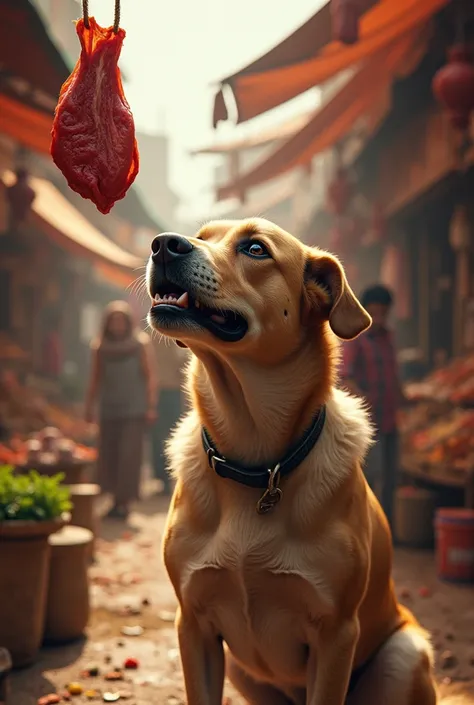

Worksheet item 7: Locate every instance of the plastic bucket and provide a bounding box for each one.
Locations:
[435,508,474,584]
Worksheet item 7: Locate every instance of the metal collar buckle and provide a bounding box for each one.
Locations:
[256,463,282,515]
[207,447,224,472]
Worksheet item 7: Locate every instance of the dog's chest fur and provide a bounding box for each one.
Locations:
[178,502,345,683]
[165,389,373,685]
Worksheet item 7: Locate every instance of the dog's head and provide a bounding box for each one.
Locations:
[146,218,371,362]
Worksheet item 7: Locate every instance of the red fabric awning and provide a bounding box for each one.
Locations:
[0,94,53,155]
[212,0,379,126]
[217,30,427,200]
[213,0,447,126]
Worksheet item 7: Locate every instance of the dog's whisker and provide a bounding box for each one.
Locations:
[130,278,150,304]
[128,274,146,296]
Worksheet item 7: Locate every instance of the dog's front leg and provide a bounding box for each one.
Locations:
[176,607,225,705]
[306,618,359,705]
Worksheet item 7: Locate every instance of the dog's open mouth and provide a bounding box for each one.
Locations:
[149,283,248,343]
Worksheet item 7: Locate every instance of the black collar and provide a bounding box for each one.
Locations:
[201,406,326,513]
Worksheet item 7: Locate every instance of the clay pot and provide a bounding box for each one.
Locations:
[394,487,436,548]
[17,461,88,485]
[0,515,68,667]
[68,484,100,560]
[44,526,92,643]
[52,461,88,485]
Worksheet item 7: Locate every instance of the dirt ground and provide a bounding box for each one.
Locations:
[7,492,474,705]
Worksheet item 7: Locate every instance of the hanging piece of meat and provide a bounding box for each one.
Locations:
[51,16,139,214]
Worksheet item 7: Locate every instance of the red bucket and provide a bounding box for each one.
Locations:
[435,508,474,584]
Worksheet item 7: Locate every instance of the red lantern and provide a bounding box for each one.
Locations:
[326,168,352,216]
[331,0,360,45]
[432,45,474,131]
[6,168,35,224]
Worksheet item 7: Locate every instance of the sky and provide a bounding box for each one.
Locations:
[91,0,323,220]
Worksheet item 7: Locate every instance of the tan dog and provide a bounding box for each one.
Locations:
[146,219,448,705]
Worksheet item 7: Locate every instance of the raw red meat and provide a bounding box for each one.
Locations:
[51,17,139,214]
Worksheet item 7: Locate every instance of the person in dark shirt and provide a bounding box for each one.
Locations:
[341,285,405,528]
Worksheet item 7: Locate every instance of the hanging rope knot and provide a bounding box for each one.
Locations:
[81,0,121,33]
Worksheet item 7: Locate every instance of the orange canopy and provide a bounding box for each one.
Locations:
[213,0,448,126]
[2,171,141,279]
[0,95,53,155]
[94,261,140,289]
[217,31,427,200]
[192,109,315,155]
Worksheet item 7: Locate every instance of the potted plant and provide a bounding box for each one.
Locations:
[0,465,71,667]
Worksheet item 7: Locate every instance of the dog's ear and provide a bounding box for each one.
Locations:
[304,251,371,340]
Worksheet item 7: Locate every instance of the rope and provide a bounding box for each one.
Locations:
[82,0,89,28]
[113,0,121,34]
[81,0,121,33]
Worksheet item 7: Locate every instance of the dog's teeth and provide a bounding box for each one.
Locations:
[195,300,201,309]
[177,292,189,308]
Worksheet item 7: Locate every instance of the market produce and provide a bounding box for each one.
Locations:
[0,370,48,434]
[406,351,474,405]
[0,430,96,468]
[402,352,474,479]
[0,370,94,441]
[0,442,23,466]
[402,407,474,472]
[29,428,96,466]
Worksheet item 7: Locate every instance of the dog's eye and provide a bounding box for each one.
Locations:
[240,241,271,259]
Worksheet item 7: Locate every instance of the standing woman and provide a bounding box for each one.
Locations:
[85,301,156,519]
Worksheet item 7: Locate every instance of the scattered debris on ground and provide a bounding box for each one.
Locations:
[7,495,474,705]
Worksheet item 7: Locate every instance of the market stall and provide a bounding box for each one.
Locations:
[0,369,96,472]
[401,352,474,507]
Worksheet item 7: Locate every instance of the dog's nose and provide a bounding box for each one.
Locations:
[151,233,193,264]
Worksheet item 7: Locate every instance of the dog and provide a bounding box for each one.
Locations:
[146,218,458,705]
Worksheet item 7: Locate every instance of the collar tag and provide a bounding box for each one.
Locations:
[256,464,282,515]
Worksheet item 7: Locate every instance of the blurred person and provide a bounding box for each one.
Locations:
[151,337,187,496]
[84,301,156,519]
[340,284,405,528]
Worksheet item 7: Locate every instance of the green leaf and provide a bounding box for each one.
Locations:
[0,465,71,521]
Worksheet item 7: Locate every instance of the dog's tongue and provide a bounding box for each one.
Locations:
[210,314,226,325]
